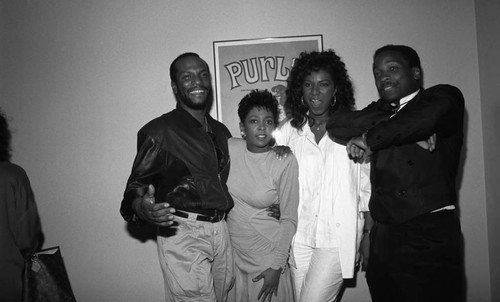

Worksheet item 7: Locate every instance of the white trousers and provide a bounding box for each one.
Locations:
[291,242,343,302]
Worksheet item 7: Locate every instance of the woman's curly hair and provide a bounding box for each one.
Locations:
[284,50,355,130]
[238,89,279,125]
[0,109,12,162]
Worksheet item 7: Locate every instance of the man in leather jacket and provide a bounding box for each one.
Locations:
[121,52,234,302]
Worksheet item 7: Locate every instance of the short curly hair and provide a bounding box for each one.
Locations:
[238,89,279,125]
[374,44,421,70]
[169,52,205,82]
[285,50,355,130]
[0,109,12,162]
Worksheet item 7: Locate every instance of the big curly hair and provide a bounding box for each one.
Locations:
[0,109,12,162]
[284,50,355,130]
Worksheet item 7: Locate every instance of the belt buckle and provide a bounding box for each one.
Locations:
[209,211,224,222]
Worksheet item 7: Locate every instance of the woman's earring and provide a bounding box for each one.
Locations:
[241,131,246,139]
[331,95,337,107]
[301,96,308,107]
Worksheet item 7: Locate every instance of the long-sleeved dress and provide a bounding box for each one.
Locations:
[226,138,299,302]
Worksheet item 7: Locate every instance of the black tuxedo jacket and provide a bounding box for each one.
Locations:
[327,84,464,224]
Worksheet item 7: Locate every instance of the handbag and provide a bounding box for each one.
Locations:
[22,246,77,302]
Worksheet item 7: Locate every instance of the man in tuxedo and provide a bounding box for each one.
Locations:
[326,44,465,302]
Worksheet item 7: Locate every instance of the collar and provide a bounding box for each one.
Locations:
[387,89,421,114]
[398,89,420,110]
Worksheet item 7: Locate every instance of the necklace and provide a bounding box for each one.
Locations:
[308,116,328,131]
[314,121,325,131]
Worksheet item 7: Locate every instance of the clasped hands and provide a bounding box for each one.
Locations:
[346,133,437,163]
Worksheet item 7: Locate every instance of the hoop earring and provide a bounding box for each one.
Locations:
[331,95,337,107]
[301,96,307,107]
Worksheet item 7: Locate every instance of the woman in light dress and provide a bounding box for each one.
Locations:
[227,90,299,302]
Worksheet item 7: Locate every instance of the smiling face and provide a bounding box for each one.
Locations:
[171,55,212,110]
[373,50,421,103]
[302,69,337,118]
[240,107,276,153]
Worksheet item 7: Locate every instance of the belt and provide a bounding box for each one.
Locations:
[172,209,226,223]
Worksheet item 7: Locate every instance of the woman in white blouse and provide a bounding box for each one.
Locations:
[273,50,372,302]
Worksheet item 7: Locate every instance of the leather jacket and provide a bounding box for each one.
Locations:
[120,106,233,223]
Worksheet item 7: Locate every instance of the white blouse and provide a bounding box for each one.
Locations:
[274,120,371,278]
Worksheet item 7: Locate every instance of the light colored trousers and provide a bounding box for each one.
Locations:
[292,242,343,302]
[157,216,234,302]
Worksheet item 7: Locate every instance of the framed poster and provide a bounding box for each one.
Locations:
[213,35,323,136]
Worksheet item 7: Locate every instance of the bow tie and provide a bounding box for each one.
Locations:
[389,102,399,113]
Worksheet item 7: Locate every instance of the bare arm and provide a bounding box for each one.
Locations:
[359,212,374,271]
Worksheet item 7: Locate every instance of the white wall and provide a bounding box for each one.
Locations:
[475,0,500,302]
[0,0,491,301]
